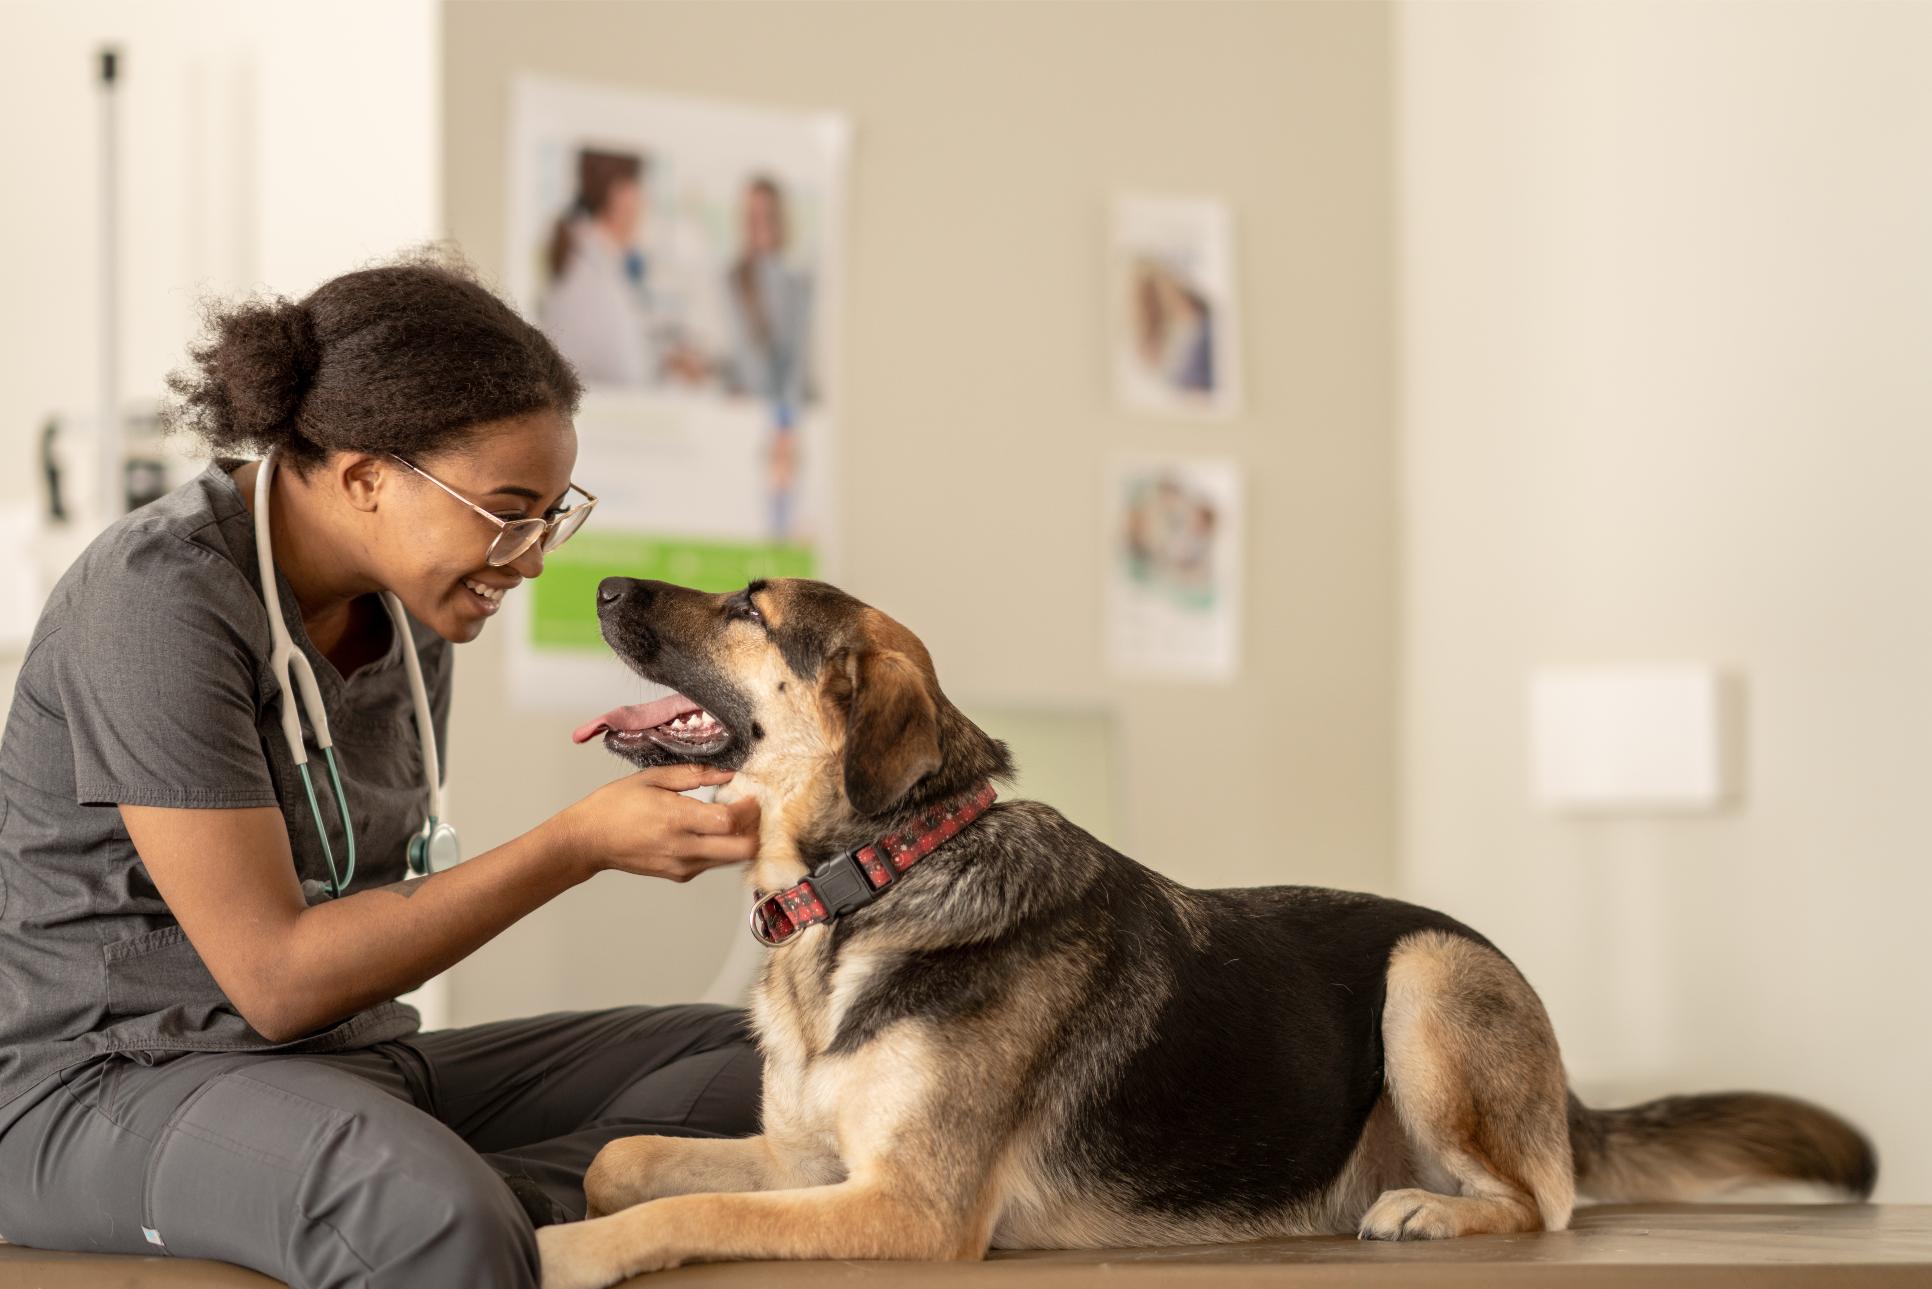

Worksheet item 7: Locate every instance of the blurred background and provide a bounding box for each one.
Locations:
[2,0,1925,1202]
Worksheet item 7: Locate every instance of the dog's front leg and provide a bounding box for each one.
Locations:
[540,1180,984,1289]
[583,1133,785,1217]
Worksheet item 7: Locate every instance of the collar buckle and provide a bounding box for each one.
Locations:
[809,849,879,918]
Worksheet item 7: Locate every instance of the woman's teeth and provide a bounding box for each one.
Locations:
[463,578,507,610]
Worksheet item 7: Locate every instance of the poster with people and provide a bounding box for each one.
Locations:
[1106,454,1244,681]
[1110,193,1242,420]
[503,75,849,709]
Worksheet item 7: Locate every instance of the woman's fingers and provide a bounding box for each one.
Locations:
[635,764,738,793]
[680,794,761,837]
[684,831,760,864]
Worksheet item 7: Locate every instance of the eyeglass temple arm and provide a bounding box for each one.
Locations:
[396,454,594,524]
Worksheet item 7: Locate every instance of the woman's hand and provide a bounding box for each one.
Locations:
[553,764,761,883]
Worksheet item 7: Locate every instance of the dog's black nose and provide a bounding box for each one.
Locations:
[598,577,642,607]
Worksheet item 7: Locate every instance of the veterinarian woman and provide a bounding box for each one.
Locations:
[0,254,763,1287]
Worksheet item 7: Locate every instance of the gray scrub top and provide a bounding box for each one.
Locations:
[0,459,450,1134]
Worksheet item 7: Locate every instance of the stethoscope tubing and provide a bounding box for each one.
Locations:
[254,448,454,896]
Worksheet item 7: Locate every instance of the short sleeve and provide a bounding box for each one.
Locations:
[52,536,279,809]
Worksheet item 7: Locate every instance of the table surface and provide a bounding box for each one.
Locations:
[1,1205,1926,1288]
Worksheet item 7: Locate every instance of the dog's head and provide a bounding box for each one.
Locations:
[575,577,1012,833]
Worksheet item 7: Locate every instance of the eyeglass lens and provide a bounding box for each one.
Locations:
[485,505,593,567]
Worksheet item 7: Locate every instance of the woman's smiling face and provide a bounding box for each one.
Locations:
[382,408,580,644]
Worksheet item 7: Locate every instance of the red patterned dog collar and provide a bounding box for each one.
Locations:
[749,782,998,947]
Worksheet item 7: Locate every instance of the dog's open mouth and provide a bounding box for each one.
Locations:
[571,693,732,757]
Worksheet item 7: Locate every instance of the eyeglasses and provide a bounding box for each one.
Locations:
[390,454,598,567]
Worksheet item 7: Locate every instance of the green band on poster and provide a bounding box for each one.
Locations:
[529,532,816,650]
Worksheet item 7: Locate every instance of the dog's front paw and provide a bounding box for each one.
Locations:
[537,1219,632,1289]
[539,1212,684,1288]
[1357,1188,1461,1241]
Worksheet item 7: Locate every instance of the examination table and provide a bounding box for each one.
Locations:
[1,1205,1927,1287]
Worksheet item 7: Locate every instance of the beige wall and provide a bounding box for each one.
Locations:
[0,0,440,513]
[1398,0,1932,1201]
[439,1,1397,1018]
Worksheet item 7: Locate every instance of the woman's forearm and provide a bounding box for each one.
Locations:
[258,814,594,1041]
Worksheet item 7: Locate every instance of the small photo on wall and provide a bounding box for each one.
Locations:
[1106,454,1243,682]
[1110,194,1242,419]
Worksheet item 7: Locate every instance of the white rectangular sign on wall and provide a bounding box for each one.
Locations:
[1528,665,1733,812]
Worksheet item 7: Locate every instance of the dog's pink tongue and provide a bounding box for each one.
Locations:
[571,694,700,744]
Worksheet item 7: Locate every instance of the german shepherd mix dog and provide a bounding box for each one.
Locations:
[538,577,1876,1288]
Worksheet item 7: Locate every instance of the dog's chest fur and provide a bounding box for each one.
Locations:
[750,929,924,1173]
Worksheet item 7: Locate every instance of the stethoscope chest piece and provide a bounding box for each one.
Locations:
[409,818,461,876]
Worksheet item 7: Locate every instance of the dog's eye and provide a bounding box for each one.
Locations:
[733,599,764,625]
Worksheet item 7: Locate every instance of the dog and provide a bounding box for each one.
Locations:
[538,576,1876,1288]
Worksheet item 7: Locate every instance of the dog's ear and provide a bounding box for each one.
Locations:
[829,646,941,817]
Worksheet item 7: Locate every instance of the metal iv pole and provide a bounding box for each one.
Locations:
[98,46,123,525]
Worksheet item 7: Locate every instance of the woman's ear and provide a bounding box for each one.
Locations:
[832,647,941,817]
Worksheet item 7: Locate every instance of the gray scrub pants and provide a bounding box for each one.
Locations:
[0,1004,761,1288]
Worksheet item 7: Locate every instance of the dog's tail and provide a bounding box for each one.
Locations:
[1568,1090,1876,1202]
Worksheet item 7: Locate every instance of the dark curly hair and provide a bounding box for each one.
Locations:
[165,246,583,475]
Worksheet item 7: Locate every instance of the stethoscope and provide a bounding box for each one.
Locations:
[254,448,460,898]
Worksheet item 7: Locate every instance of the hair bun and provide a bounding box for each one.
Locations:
[277,302,322,389]
[166,248,583,474]
[174,296,322,454]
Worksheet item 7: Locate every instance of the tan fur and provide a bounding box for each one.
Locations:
[1363,930,1575,1239]
[544,1025,1003,1287]
[584,1136,786,1216]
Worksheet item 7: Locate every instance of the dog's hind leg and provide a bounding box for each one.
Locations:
[1358,929,1576,1241]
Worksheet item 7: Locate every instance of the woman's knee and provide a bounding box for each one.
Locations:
[407,1162,542,1285]
[311,1146,540,1289]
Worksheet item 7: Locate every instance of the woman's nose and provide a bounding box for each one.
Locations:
[508,543,545,580]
